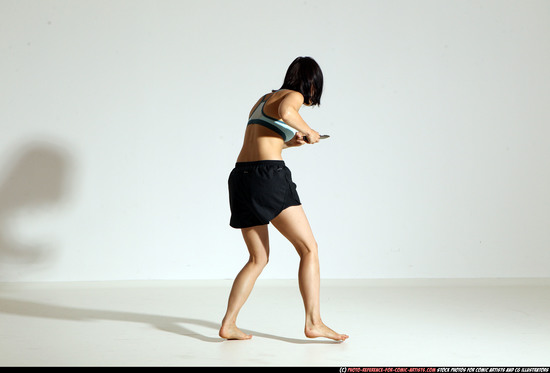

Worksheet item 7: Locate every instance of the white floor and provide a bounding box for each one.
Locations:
[0,278,549,367]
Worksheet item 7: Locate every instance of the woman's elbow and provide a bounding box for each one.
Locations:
[279,108,296,122]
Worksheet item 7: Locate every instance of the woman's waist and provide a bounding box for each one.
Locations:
[234,160,285,169]
[236,144,284,164]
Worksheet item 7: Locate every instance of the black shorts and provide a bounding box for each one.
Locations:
[228,160,301,228]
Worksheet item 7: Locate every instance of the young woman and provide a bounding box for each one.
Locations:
[219,57,348,342]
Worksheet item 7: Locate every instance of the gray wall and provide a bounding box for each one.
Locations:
[1,0,549,281]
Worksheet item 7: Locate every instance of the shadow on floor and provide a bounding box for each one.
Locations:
[0,296,337,344]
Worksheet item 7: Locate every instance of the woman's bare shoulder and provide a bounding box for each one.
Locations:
[275,89,303,100]
[280,89,305,105]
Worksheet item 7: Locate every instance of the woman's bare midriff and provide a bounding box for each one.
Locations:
[236,124,285,162]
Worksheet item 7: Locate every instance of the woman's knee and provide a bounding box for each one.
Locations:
[294,239,318,258]
[249,253,269,268]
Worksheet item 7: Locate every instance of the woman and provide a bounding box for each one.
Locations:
[219,57,348,342]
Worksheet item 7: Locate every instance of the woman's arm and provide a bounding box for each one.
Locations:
[278,91,320,143]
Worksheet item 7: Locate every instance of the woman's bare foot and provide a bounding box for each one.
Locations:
[305,321,349,342]
[219,322,252,340]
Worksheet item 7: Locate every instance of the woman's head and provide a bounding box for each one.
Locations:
[280,56,323,106]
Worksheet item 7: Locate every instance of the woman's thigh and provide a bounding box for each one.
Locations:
[270,205,317,255]
[241,224,270,263]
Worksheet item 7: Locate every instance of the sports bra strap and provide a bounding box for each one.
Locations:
[247,90,296,142]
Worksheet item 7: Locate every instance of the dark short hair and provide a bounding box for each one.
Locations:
[279,57,323,106]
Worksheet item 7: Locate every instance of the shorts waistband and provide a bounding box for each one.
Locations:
[235,160,285,169]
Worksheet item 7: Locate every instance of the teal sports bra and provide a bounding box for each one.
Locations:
[247,93,297,142]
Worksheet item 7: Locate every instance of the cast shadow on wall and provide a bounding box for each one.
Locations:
[0,142,72,279]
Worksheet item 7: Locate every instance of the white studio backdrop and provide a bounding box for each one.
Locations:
[1,0,549,282]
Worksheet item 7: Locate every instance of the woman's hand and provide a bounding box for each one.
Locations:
[284,132,308,148]
[284,130,321,148]
[304,129,320,144]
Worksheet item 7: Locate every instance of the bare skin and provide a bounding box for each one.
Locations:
[219,90,348,342]
[235,89,320,163]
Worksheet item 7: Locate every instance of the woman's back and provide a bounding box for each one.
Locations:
[237,90,292,162]
[236,89,316,162]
